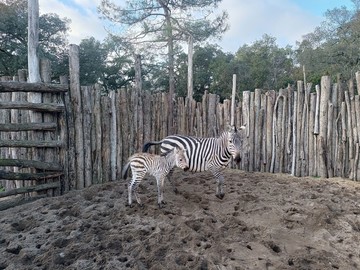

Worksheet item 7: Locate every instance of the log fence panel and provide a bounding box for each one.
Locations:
[0,76,66,200]
[2,51,360,208]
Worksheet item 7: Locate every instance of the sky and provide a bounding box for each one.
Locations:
[38,0,354,53]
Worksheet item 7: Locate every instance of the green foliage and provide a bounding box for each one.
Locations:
[79,37,107,86]
[0,0,70,79]
[235,34,295,91]
[295,1,360,83]
[174,44,237,101]
[79,37,135,91]
[3,0,360,98]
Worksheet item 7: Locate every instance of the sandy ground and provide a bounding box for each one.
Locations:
[0,169,360,270]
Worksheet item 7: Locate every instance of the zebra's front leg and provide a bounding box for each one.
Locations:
[166,168,178,194]
[157,176,167,208]
[211,169,225,199]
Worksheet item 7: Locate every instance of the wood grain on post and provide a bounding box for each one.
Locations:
[109,90,117,182]
[242,91,251,171]
[83,86,93,187]
[92,84,103,184]
[254,89,261,171]
[248,92,255,171]
[27,0,41,83]
[265,90,275,172]
[319,76,331,178]
[69,44,84,189]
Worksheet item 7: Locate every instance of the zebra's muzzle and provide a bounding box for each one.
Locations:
[183,167,189,172]
[234,154,241,163]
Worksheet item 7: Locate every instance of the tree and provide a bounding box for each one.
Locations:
[79,37,107,86]
[78,36,136,91]
[235,34,294,91]
[295,0,360,83]
[99,0,228,131]
[174,44,237,101]
[0,0,69,78]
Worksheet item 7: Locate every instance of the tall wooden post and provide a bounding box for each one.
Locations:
[187,35,194,100]
[319,75,331,178]
[135,54,142,92]
[230,74,236,126]
[69,44,85,189]
[27,0,41,83]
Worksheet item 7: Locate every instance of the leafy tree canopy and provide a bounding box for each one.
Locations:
[235,34,295,91]
[0,0,70,79]
[295,0,360,83]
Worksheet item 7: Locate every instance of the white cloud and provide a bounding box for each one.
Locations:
[218,0,322,52]
[39,0,108,44]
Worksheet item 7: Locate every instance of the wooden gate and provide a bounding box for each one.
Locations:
[0,71,68,209]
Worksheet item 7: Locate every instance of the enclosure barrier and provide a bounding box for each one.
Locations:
[0,64,67,209]
[0,45,359,208]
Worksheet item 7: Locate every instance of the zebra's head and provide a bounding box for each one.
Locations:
[225,125,246,163]
[174,147,189,171]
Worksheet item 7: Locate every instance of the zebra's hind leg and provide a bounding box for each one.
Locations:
[128,173,145,207]
[157,176,167,208]
[166,168,178,194]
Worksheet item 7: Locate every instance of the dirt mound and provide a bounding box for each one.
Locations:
[1,170,360,269]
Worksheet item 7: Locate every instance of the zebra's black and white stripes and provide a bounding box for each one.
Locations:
[122,147,188,208]
[143,125,245,199]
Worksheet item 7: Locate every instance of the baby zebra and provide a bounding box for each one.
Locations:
[122,147,188,208]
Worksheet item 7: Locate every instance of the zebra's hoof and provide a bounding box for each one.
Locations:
[216,193,225,200]
[158,201,167,208]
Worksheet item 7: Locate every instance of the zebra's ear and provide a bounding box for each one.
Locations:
[227,125,236,132]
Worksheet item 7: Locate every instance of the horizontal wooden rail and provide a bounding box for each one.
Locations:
[0,140,63,148]
[0,159,62,171]
[0,195,47,211]
[0,170,63,180]
[0,181,60,198]
[0,122,57,131]
[0,102,64,112]
[0,81,68,93]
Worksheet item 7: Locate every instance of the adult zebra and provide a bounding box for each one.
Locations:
[142,125,245,199]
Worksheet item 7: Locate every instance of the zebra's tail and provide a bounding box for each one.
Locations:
[142,140,164,152]
[121,162,130,179]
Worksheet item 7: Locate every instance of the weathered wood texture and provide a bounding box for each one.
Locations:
[0,71,66,199]
[67,74,360,184]
[0,82,68,92]
[2,64,360,205]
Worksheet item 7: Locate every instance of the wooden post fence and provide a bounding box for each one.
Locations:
[2,49,360,209]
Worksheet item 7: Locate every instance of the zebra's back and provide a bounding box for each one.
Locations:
[128,153,171,177]
[160,135,218,172]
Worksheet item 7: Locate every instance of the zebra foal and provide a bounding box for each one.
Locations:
[143,125,245,199]
[122,147,188,208]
